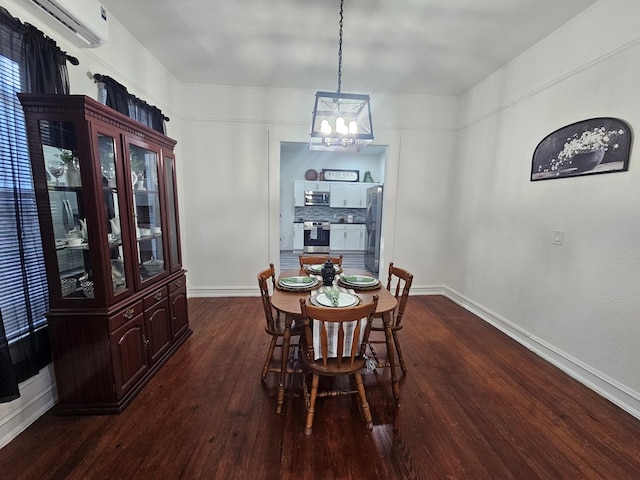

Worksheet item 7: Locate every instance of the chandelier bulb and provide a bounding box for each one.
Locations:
[320,119,332,134]
[348,121,358,134]
[336,116,346,134]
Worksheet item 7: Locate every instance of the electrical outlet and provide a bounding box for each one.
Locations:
[553,230,564,246]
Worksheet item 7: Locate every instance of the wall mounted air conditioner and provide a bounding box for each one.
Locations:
[19,0,109,48]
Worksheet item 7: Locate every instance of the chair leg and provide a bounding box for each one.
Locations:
[304,374,320,436]
[366,340,381,368]
[261,335,278,381]
[353,372,373,431]
[392,331,407,374]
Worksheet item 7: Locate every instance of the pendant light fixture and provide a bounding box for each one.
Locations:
[309,0,373,152]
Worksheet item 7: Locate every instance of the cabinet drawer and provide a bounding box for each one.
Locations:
[168,275,186,294]
[109,301,144,332]
[143,286,168,309]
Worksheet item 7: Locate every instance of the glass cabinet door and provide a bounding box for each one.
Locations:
[39,120,91,299]
[164,154,182,271]
[129,143,165,282]
[98,133,128,296]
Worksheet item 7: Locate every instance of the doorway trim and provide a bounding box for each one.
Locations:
[268,128,402,277]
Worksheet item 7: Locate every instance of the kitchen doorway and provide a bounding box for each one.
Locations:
[279,142,387,275]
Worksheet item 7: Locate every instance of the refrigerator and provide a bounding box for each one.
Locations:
[364,185,383,276]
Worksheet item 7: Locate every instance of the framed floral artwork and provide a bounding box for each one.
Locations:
[531,117,632,181]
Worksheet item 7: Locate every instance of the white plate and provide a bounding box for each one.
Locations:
[313,292,358,308]
[280,276,318,287]
[307,264,342,274]
[341,275,378,286]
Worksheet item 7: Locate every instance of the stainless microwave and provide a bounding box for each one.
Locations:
[304,190,330,206]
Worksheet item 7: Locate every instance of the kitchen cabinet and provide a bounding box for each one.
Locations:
[305,180,331,191]
[330,224,365,251]
[293,223,304,250]
[330,182,361,207]
[294,181,305,206]
[19,94,191,414]
[330,182,380,208]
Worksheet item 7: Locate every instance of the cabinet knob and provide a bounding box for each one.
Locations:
[123,308,135,320]
[154,291,163,301]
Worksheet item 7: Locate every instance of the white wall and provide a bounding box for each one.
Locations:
[179,84,458,296]
[451,0,640,416]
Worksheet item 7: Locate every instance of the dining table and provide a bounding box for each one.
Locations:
[270,267,400,414]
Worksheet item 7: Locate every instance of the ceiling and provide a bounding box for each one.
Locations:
[99,0,598,96]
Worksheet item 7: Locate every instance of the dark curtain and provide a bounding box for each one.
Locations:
[0,311,19,403]
[99,74,129,116]
[95,73,168,134]
[0,6,72,402]
[22,23,70,94]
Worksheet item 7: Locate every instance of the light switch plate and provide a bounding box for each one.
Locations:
[553,230,564,246]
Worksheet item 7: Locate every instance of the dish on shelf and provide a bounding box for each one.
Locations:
[143,258,164,276]
[111,259,125,286]
[60,277,77,296]
[310,292,359,308]
[80,280,94,298]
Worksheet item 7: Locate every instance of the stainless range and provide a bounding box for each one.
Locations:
[303,221,331,253]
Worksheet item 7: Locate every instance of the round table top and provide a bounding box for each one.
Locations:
[271,269,396,316]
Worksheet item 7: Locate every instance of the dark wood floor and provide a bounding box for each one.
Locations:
[2,295,640,479]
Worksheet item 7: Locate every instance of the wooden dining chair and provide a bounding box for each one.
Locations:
[298,295,379,435]
[367,262,413,374]
[298,254,343,268]
[257,264,303,382]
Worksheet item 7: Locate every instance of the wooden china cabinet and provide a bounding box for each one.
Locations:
[19,94,191,414]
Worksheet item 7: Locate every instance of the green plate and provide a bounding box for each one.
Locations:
[342,275,377,285]
[280,276,316,286]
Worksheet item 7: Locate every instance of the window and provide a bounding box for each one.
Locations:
[0,7,72,393]
[0,53,48,343]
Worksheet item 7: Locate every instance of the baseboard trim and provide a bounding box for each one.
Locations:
[188,286,256,297]
[0,365,57,449]
[438,285,640,421]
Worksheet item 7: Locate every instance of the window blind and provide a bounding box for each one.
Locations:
[0,53,48,342]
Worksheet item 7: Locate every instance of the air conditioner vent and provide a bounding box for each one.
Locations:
[19,0,109,48]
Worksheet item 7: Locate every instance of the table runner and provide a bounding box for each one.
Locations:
[308,274,366,360]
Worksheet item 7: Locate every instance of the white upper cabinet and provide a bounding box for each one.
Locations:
[294,181,305,206]
[330,182,361,207]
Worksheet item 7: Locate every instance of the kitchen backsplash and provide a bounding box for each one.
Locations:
[295,206,366,223]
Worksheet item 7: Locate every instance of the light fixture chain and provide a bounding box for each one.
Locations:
[337,0,344,94]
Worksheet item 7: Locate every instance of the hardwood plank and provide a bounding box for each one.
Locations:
[1,295,639,479]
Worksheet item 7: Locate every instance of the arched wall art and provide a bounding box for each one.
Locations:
[531,117,632,181]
